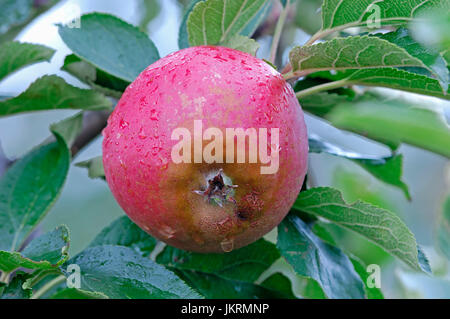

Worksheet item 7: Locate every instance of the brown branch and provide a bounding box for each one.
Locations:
[0,110,111,177]
[71,110,110,158]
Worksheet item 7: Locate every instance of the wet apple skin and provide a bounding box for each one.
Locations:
[102,46,308,253]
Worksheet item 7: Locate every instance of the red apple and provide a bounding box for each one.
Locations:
[102,46,308,253]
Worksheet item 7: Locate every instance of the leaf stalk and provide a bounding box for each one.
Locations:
[269,0,291,64]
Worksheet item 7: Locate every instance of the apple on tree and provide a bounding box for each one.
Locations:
[102,46,308,253]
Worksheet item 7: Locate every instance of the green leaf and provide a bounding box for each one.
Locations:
[260,273,296,299]
[50,112,83,148]
[69,245,202,299]
[309,135,410,199]
[51,288,108,299]
[443,50,450,65]
[0,75,112,117]
[0,41,54,82]
[326,100,450,158]
[350,257,384,299]
[21,226,69,264]
[0,0,59,44]
[157,239,279,282]
[298,91,351,117]
[294,74,357,96]
[21,268,62,291]
[75,156,105,180]
[436,196,450,260]
[320,0,449,34]
[296,275,327,299]
[138,0,161,32]
[222,34,260,56]
[0,226,69,273]
[58,13,160,83]
[62,54,128,97]
[0,273,31,299]
[294,187,429,272]
[295,0,322,35]
[376,28,448,91]
[290,36,432,76]
[178,0,203,49]
[320,67,449,100]
[277,215,366,299]
[89,216,157,257]
[176,270,292,299]
[187,0,271,46]
[0,0,33,37]
[0,134,70,252]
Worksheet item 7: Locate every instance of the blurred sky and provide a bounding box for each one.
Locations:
[0,0,449,298]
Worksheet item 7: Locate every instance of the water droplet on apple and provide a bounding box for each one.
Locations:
[220,238,234,253]
[138,128,147,139]
[150,109,159,121]
[151,146,161,156]
[158,156,168,170]
[159,224,175,239]
[119,119,129,129]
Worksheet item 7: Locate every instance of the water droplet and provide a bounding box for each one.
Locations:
[159,225,175,239]
[271,103,281,113]
[264,112,273,124]
[220,238,234,253]
[158,155,168,170]
[250,221,259,228]
[150,109,159,121]
[119,159,127,170]
[138,128,147,139]
[119,119,129,129]
[214,54,228,62]
[151,146,161,156]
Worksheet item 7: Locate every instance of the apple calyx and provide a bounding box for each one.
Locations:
[194,169,238,207]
